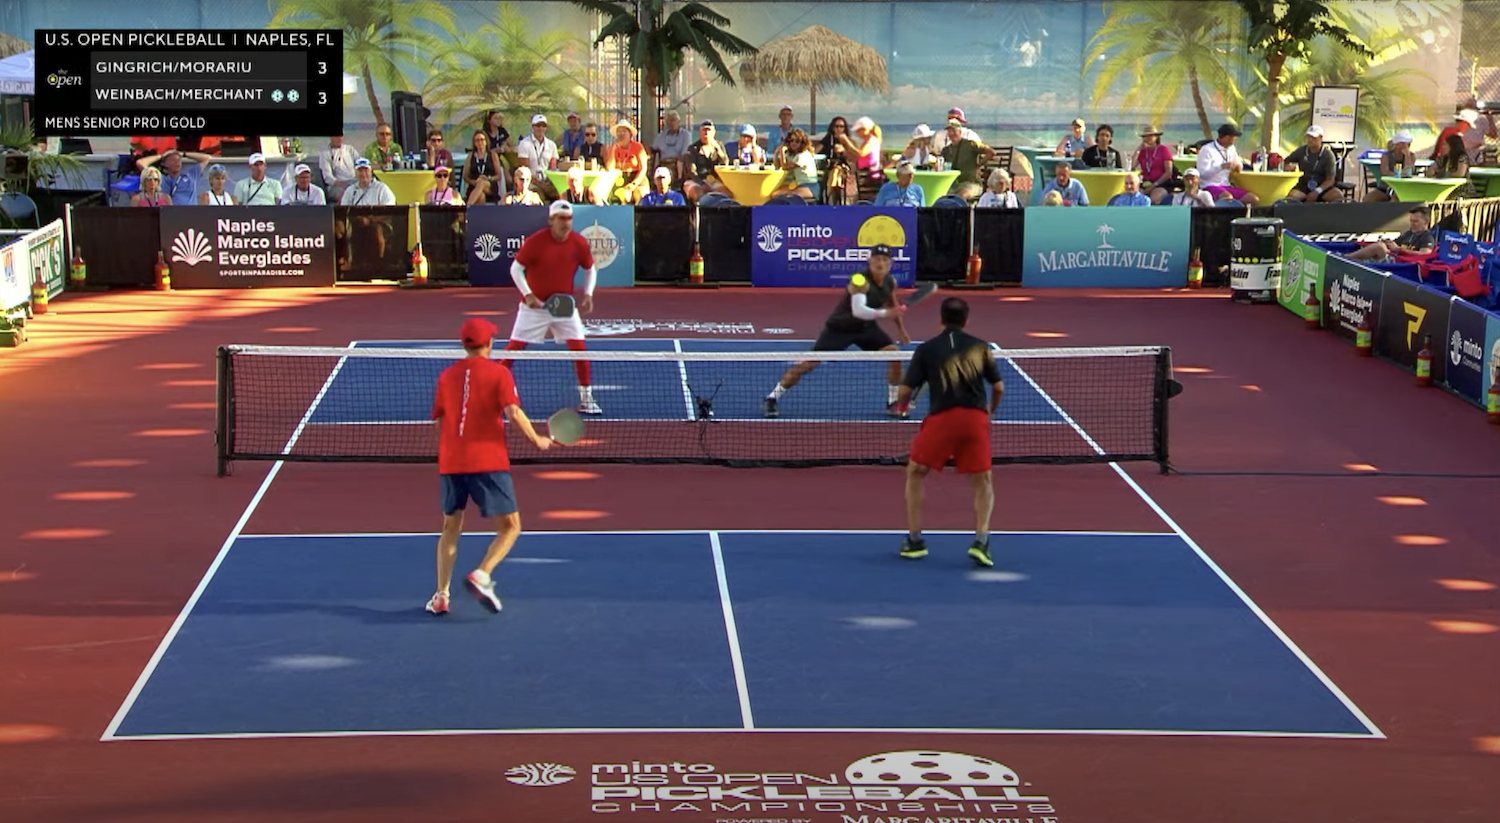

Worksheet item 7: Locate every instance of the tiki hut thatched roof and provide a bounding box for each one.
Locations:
[739,25,890,95]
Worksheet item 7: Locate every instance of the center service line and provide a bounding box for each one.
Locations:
[709,530,755,729]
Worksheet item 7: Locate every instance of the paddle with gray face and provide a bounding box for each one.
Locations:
[547,408,585,446]
[544,294,576,318]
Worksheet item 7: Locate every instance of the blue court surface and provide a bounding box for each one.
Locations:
[106,529,1378,740]
[306,338,1070,426]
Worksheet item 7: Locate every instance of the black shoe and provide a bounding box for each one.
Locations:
[968,540,994,567]
[899,537,928,559]
[763,397,779,418]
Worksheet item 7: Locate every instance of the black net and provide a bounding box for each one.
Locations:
[216,344,1172,473]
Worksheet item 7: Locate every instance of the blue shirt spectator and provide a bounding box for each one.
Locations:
[764,105,795,152]
[1108,192,1151,206]
[874,166,924,207]
[561,113,587,157]
[1040,171,1089,206]
[641,189,685,206]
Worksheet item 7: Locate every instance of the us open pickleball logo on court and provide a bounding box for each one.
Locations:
[474,233,504,263]
[846,750,1020,787]
[170,229,213,266]
[757,224,783,253]
[506,762,576,787]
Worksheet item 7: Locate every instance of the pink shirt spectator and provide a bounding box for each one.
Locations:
[857,135,883,179]
[1137,144,1173,184]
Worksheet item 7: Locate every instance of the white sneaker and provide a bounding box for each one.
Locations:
[425,592,449,616]
[464,571,502,613]
[578,395,603,415]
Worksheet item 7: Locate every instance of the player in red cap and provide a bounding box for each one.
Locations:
[896,297,1003,567]
[503,199,603,414]
[427,318,554,615]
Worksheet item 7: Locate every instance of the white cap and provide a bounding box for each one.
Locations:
[294,163,311,175]
[1183,167,1200,177]
[531,114,548,126]
[1393,131,1414,144]
[548,200,573,217]
[1305,125,1324,138]
[1457,108,1479,125]
[779,104,793,113]
[653,166,671,179]
[247,152,265,165]
[740,124,756,136]
[912,124,934,139]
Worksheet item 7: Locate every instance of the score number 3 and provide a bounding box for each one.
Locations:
[317,61,330,105]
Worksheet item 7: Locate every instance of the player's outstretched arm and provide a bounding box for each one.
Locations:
[504,404,553,450]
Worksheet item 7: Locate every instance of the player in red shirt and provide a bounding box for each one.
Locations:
[427,318,554,615]
[504,199,602,414]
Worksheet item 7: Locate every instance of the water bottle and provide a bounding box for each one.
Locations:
[740,146,753,167]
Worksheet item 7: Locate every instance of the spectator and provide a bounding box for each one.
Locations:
[1347,205,1437,262]
[820,116,854,204]
[364,125,402,170]
[733,124,767,166]
[1107,173,1152,206]
[131,167,171,207]
[423,130,454,171]
[234,153,282,205]
[939,118,995,200]
[606,120,650,204]
[1284,125,1341,202]
[341,158,396,265]
[903,124,936,168]
[1365,131,1417,203]
[640,167,686,205]
[1041,190,1065,206]
[560,112,586,158]
[137,148,210,205]
[464,131,505,205]
[1196,123,1258,205]
[575,122,606,166]
[517,114,560,177]
[1457,103,1497,163]
[198,164,236,205]
[764,105,795,151]
[874,162,925,207]
[1426,133,1478,198]
[1133,126,1175,204]
[1039,162,1087,205]
[483,110,510,152]
[651,111,690,175]
[560,165,604,205]
[424,166,463,205]
[1169,168,1214,207]
[340,159,395,206]
[1081,124,1124,169]
[504,167,545,205]
[976,169,1019,208]
[1055,118,1093,164]
[280,164,327,205]
[849,116,884,202]
[931,107,979,154]
[681,120,730,203]
[770,128,820,201]
[319,135,361,202]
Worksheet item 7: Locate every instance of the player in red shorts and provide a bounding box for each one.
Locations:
[427,318,555,616]
[506,199,602,414]
[895,297,1003,567]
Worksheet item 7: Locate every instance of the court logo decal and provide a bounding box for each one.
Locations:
[473,233,504,263]
[1403,301,1427,349]
[506,762,577,786]
[512,748,1063,819]
[757,224,784,253]
[170,229,213,266]
[584,319,758,336]
[764,327,794,335]
[580,221,622,269]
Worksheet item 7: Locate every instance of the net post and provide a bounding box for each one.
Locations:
[215,345,231,478]
[1153,347,1172,474]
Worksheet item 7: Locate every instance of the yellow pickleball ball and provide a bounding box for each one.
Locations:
[850,273,867,288]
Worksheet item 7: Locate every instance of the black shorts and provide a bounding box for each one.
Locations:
[814,325,895,352]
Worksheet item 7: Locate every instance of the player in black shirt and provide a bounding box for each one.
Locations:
[896,296,1003,567]
[764,244,909,418]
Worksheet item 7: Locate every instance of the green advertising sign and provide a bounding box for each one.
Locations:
[1278,233,1328,320]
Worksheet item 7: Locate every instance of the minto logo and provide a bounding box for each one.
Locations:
[170,229,213,266]
[1451,329,1465,366]
[580,222,621,269]
[473,233,504,262]
[1403,302,1427,349]
[756,224,783,253]
[506,762,576,787]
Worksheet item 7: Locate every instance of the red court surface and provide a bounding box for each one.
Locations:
[3,285,1499,823]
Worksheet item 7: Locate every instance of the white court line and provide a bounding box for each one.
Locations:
[709,531,755,729]
[1004,357,1386,740]
[234,529,1179,539]
[672,338,699,420]
[106,726,1379,742]
[294,418,1067,426]
[100,341,359,742]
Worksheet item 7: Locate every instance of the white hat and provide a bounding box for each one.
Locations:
[1305,124,1324,138]
[1457,109,1479,126]
[1183,167,1200,177]
[531,114,548,125]
[548,200,573,217]
[779,104,793,113]
[247,152,265,165]
[1393,131,1414,144]
[294,163,311,175]
[912,124,934,139]
[740,124,756,136]
[653,166,671,179]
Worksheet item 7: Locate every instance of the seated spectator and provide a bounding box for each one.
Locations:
[280,164,327,205]
[1055,118,1093,165]
[1041,190,1065,206]
[640,167,686,205]
[364,125,402,170]
[340,159,395,206]
[132,167,171,207]
[137,148,212,205]
[874,162,925,207]
[1457,103,1497,163]
[939,118,995,200]
[340,158,396,266]
[424,166,463,205]
[902,124,936,168]
[848,117,884,202]
[1107,172,1152,206]
[560,164,604,205]
[560,112,586,158]
[1169,168,1214,207]
[764,105,795,151]
[1133,126,1175,204]
[517,114,560,177]
[198,164,236,205]
[1039,162,1088,206]
[732,124,767,166]
[1347,205,1437,262]
[770,128,820,201]
[1427,133,1479,198]
[682,120,730,203]
[976,169,1019,208]
[483,110,510,152]
[606,120,650,204]
[930,107,979,154]
[575,122,605,167]
[319,135,361,202]
[651,111,690,174]
[1196,123,1258,205]
[1284,125,1342,202]
[1081,125,1124,169]
[464,130,505,205]
[1365,131,1417,203]
[504,167,545,205]
[423,130,454,172]
[820,116,855,204]
[234,153,282,205]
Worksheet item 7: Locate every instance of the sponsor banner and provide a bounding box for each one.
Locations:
[1445,299,1490,406]
[1323,255,1385,342]
[0,239,29,311]
[1022,206,1189,287]
[1272,201,1413,238]
[1277,232,1328,317]
[27,221,66,299]
[751,206,917,288]
[466,205,635,289]
[1486,312,1500,410]
[502,747,1067,821]
[1376,276,1451,384]
[158,207,336,288]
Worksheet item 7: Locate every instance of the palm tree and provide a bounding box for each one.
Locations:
[1086,1,1250,140]
[267,0,457,127]
[423,3,588,137]
[1230,0,1371,149]
[565,0,757,138]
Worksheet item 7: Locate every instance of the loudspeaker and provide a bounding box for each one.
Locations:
[391,92,431,156]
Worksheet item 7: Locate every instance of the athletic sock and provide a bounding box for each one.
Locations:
[887,384,900,404]
[579,385,595,403]
[565,339,590,385]
[975,533,989,547]
[908,531,922,543]
[769,383,787,400]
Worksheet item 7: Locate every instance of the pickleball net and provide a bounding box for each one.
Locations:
[214,344,1175,476]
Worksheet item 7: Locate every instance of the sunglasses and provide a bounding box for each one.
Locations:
[585,132,597,137]
[431,136,443,142]
[435,172,449,178]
